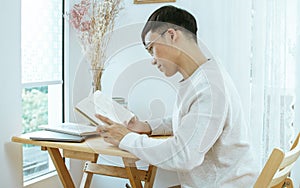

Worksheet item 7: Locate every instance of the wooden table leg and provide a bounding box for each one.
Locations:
[79,154,99,188]
[47,147,75,188]
[122,158,143,188]
[144,165,157,188]
[80,171,92,188]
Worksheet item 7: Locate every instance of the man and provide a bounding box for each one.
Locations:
[97,5,258,187]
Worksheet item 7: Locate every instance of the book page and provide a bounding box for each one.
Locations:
[93,90,135,124]
[75,94,106,126]
[75,91,135,126]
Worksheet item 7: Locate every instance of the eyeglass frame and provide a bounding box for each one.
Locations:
[144,30,168,56]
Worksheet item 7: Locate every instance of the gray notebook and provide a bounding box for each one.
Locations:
[29,131,85,143]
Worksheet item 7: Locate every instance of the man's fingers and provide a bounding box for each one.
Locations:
[129,116,137,124]
[96,125,106,132]
[95,114,114,125]
[126,116,137,128]
[97,126,110,137]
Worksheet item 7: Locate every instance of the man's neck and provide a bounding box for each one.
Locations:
[177,44,208,80]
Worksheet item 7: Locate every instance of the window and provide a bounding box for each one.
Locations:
[21,0,64,182]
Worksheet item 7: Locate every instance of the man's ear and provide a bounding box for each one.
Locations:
[167,28,178,41]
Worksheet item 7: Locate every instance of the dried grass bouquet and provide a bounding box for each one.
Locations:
[69,0,123,91]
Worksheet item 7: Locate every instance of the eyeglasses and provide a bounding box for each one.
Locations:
[144,30,167,56]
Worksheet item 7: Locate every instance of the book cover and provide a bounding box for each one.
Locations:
[75,90,135,126]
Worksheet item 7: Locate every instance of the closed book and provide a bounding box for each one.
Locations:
[29,130,85,143]
[39,122,98,136]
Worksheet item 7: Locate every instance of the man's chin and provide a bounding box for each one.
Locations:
[163,72,173,77]
[158,68,174,77]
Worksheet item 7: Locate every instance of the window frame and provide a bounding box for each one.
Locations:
[21,0,66,184]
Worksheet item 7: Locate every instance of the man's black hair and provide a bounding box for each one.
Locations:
[141,5,198,45]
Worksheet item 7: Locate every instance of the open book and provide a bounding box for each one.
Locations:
[39,122,98,136]
[75,90,135,126]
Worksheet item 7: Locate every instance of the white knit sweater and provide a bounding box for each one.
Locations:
[119,59,259,188]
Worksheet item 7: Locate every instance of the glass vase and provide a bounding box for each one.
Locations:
[90,68,104,93]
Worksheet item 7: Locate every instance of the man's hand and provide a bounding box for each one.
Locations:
[126,116,152,135]
[95,114,131,146]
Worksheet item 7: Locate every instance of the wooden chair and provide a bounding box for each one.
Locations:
[253,132,300,188]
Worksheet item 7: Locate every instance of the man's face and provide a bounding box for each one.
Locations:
[144,30,179,77]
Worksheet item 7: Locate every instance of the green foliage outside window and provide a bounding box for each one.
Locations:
[22,86,48,134]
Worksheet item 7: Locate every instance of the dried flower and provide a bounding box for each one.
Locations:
[68,0,123,90]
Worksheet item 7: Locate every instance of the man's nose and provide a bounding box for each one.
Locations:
[151,58,157,65]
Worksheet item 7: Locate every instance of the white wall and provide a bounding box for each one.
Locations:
[190,1,252,120]
[0,0,23,187]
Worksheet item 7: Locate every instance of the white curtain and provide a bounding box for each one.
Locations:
[250,0,299,167]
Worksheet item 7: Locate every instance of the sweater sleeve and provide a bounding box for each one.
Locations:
[146,117,173,136]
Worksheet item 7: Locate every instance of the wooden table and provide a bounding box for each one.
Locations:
[11,133,158,188]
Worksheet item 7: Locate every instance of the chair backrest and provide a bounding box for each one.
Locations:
[253,132,300,188]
